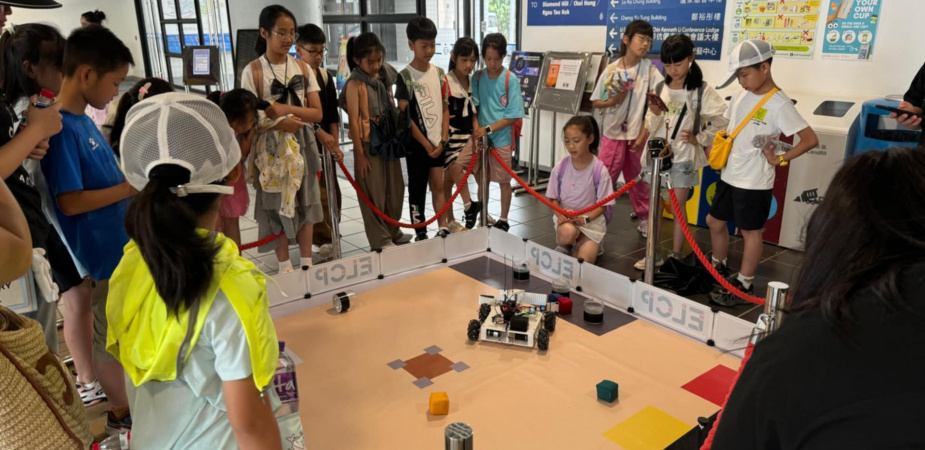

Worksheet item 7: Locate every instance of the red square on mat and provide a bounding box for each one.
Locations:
[682,365,737,406]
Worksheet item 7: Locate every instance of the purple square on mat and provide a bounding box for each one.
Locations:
[387,359,406,370]
[424,345,442,355]
[413,377,434,389]
[450,362,470,373]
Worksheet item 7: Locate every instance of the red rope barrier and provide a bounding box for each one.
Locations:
[668,189,766,305]
[240,232,285,251]
[700,341,756,449]
[489,148,637,218]
[335,151,480,229]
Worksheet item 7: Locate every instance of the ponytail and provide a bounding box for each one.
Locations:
[346,36,357,72]
[660,34,703,91]
[109,77,174,154]
[124,165,222,317]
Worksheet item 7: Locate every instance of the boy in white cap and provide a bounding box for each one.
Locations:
[708,39,818,306]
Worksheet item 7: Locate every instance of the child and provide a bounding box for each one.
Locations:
[207,89,258,249]
[396,17,450,240]
[41,25,135,434]
[105,77,174,155]
[545,116,614,264]
[471,33,524,232]
[590,20,662,238]
[444,37,482,232]
[242,5,324,273]
[108,93,283,448]
[339,32,411,250]
[635,34,728,270]
[707,40,818,306]
[296,24,345,260]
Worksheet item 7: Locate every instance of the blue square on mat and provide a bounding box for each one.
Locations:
[424,345,442,355]
[413,377,434,389]
[387,359,406,370]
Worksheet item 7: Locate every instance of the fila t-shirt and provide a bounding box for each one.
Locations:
[721,90,809,190]
[396,64,446,148]
[42,111,130,281]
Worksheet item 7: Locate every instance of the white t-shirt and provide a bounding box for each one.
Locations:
[643,83,729,168]
[591,58,664,140]
[241,55,321,106]
[721,90,809,190]
[399,64,445,147]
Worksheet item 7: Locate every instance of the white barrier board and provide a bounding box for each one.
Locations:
[380,238,446,277]
[0,272,36,314]
[267,269,308,307]
[632,282,714,343]
[445,227,490,261]
[712,312,755,358]
[309,252,380,296]
[488,229,526,262]
[578,263,633,310]
[524,241,580,287]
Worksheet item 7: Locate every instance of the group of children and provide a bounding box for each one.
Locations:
[0,3,820,445]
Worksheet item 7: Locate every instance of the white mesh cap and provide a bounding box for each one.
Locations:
[717,39,776,89]
[121,92,241,197]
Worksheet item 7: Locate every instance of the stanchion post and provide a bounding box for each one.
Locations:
[479,135,490,227]
[764,281,788,333]
[322,149,342,260]
[643,153,663,285]
[445,422,474,450]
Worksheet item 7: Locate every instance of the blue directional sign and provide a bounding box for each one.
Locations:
[527,0,609,26]
[605,0,726,60]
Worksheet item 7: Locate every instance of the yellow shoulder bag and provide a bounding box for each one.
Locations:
[709,88,779,170]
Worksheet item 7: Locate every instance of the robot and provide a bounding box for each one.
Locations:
[466,289,556,351]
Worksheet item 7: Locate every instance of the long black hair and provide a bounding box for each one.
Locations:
[81,10,106,25]
[125,164,224,316]
[0,24,65,104]
[660,34,703,91]
[562,115,601,154]
[256,5,296,56]
[619,20,653,57]
[109,78,174,154]
[206,88,259,123]
[448,36,478,72]
[346,32,385,73]
[789,147,925,337]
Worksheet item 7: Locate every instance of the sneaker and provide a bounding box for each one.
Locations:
[709,277,754,307]
[493,220,510,232]
[634,256,665,271]
[105,410,132,436]
[464,202,483,229]
[318,243,334,261]
[393,233,413,245]
[415,232,429,242]
[436,227,451,238]
[447,220,467,234]
[713,262,731,280]
[637,220,649,238]
[78,380,106,407]
[629,212,637,220]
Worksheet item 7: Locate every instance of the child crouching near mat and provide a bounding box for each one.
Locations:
[340,32,412,250]
[545,116,615,264]
[634,34,728,270]
[107,93,285,448]
[208,89,259,249]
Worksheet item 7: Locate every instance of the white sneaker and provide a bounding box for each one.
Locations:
[634,255,665,271]
[318,243,334,260]
[78,380,107,406]
[637,220,649,238]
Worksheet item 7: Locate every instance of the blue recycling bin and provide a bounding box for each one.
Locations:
[848,98,922,158]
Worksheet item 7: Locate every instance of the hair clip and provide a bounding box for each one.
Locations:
[138,82,152,100]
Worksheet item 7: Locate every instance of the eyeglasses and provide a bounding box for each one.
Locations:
[272,30,299,41]
[633,35,654,45]
[299,46,327,57]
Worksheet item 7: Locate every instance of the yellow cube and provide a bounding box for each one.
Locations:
[429,392,449,415]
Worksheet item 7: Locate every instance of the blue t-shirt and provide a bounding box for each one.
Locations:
[42,111,130,281]
[472,69,524,148]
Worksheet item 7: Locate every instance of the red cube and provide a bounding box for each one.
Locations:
[559,297,573,315]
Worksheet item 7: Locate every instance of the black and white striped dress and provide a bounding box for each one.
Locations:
[445,71,476,169]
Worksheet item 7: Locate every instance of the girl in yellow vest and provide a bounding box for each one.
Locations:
[106,93,284,448]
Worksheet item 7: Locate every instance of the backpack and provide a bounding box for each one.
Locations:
[475,69,524,150]
[556,157,614,224]
[249,56,312,102]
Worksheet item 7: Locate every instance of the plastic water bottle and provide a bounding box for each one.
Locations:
[752,134,785,155]
[274,341,299,417]
[18,88,55,132]
[92,431,129,449]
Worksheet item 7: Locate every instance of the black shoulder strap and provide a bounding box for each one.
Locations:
[692,82,705,135]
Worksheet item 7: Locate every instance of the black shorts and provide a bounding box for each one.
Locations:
[45,228,83,294]
[708,179,772,231]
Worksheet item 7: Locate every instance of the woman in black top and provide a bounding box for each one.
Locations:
[712,147,925,449]
[892,61,924,145]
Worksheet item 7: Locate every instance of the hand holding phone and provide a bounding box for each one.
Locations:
[879,103,924,130]
[646,92,668,114]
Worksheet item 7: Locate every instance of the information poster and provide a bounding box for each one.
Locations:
[193,49,210,75]
[729,1,820,59]
[545,58,582,91]
[511,51,545,111]
[527,0,607,26]
[605,0,725,61]
[821,0,881,60]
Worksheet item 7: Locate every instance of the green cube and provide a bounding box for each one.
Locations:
[596,380,619,403]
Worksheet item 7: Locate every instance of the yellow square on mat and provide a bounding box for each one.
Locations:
[603,406,691,450]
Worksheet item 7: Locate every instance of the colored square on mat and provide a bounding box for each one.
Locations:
[386,359,406,370]
[450,362,469,373]
[603,406,691,450]
[681,365,737,406]
[402,353,454,380]
[424,345,442,355]
[412,377,434,389]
